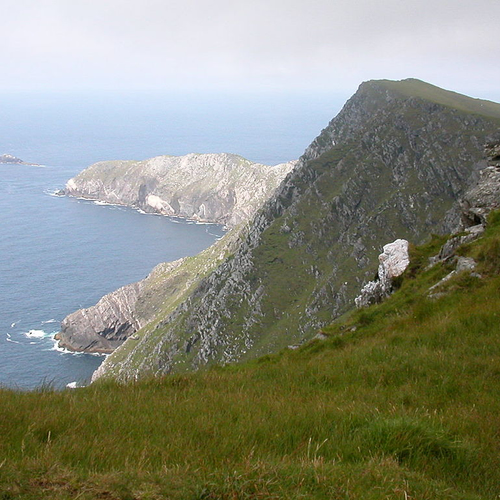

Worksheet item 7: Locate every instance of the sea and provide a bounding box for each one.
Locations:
[0,89,344,390]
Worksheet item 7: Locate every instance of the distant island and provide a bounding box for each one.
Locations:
[0,154,40,166]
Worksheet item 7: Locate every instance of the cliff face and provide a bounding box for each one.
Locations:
[461,137,500,225]
[56,225,244,354]
[58,153,295,353]
[94,79,500,382]
[64,153,296,227]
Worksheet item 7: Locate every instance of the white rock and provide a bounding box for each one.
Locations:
[355,239,409,308]
[378,239,410,286]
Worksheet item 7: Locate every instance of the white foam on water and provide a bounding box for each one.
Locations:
[66,381,78,389]
[42,319,57,324]
[25,329,50,338]
[6,333,21,344]
[49,342,81,355]
[48,340,107,357]
[45,188,64,197]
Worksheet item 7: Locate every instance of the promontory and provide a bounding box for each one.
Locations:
[57,153,296,353]
[63,152,296,228]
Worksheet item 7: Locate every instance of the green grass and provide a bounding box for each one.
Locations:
[374,79,500,122]
[2,216,500,499]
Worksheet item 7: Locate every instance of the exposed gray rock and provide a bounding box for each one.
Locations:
[64,153,296,228]
[56,282,144,353]
[57,154,294,354]
[461,138,500,226]
[56,258,186,353]
[58,224,243,354]
[0,154,40,166]
[461,166,500,225]
[485,141,500,167]
[430,140,500,268]
[429,224,485,266]
[456,256,477,272]
[93,79,500,383]
[428,256,479,299]
[355,239,410,308]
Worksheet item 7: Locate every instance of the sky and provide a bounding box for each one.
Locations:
[2,0,500,101]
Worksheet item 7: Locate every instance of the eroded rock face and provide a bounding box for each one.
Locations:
[64,153,296,228]
[57,154,294,354]
[461,138,500,225]
[56,258,188,353]
[425,140,500,299]
[355,239,410,308]
[56,282,145,353]
[56,226,244,355]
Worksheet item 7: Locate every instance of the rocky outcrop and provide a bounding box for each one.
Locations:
[94,79,500,382]
[431,138,500,267]
[64,153,296,228]
[57,225,244,354]
[56,259,185,353]
[58,154,294,353]
[425,139,500,298]
[354,239,409,308]
[0,154,40,166]
[56,281,145,353]
[461,137,500,225]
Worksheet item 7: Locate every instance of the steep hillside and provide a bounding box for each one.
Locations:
[96,79,500,381]
[64,153,296,227]
[2,209,500,499]
[57,153,294,353]
[56,229,243,353]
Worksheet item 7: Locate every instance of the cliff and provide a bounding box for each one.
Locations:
[461,138,500,225]
[5,204,500,498]
[92,79,500,381]
[57,153,294,354]
[64,153,296,227]
[56,223,245,354]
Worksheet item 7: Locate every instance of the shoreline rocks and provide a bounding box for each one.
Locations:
[0,154,40,166]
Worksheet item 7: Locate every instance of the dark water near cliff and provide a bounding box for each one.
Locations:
[0,90,342,389]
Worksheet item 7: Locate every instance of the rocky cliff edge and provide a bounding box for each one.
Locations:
[93,79,500,382]
[64,153,296,228]
[57,153,294,353]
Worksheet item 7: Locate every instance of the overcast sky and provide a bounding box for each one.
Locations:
[2,0,500,101]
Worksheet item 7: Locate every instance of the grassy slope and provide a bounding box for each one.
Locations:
[376,78,500,121]
[1,214,500,499]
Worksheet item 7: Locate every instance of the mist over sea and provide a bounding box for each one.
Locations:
[0,90,342,389]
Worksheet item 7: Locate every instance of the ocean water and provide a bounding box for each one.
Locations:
[0,90,343,390]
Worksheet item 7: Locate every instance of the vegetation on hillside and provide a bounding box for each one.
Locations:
[99,78,500,381]
[1,212,500,499]
[376,79,500,121]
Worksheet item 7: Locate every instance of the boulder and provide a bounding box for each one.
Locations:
[355,239,409,308]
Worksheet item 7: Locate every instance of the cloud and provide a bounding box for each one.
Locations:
[2,0,500,98]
